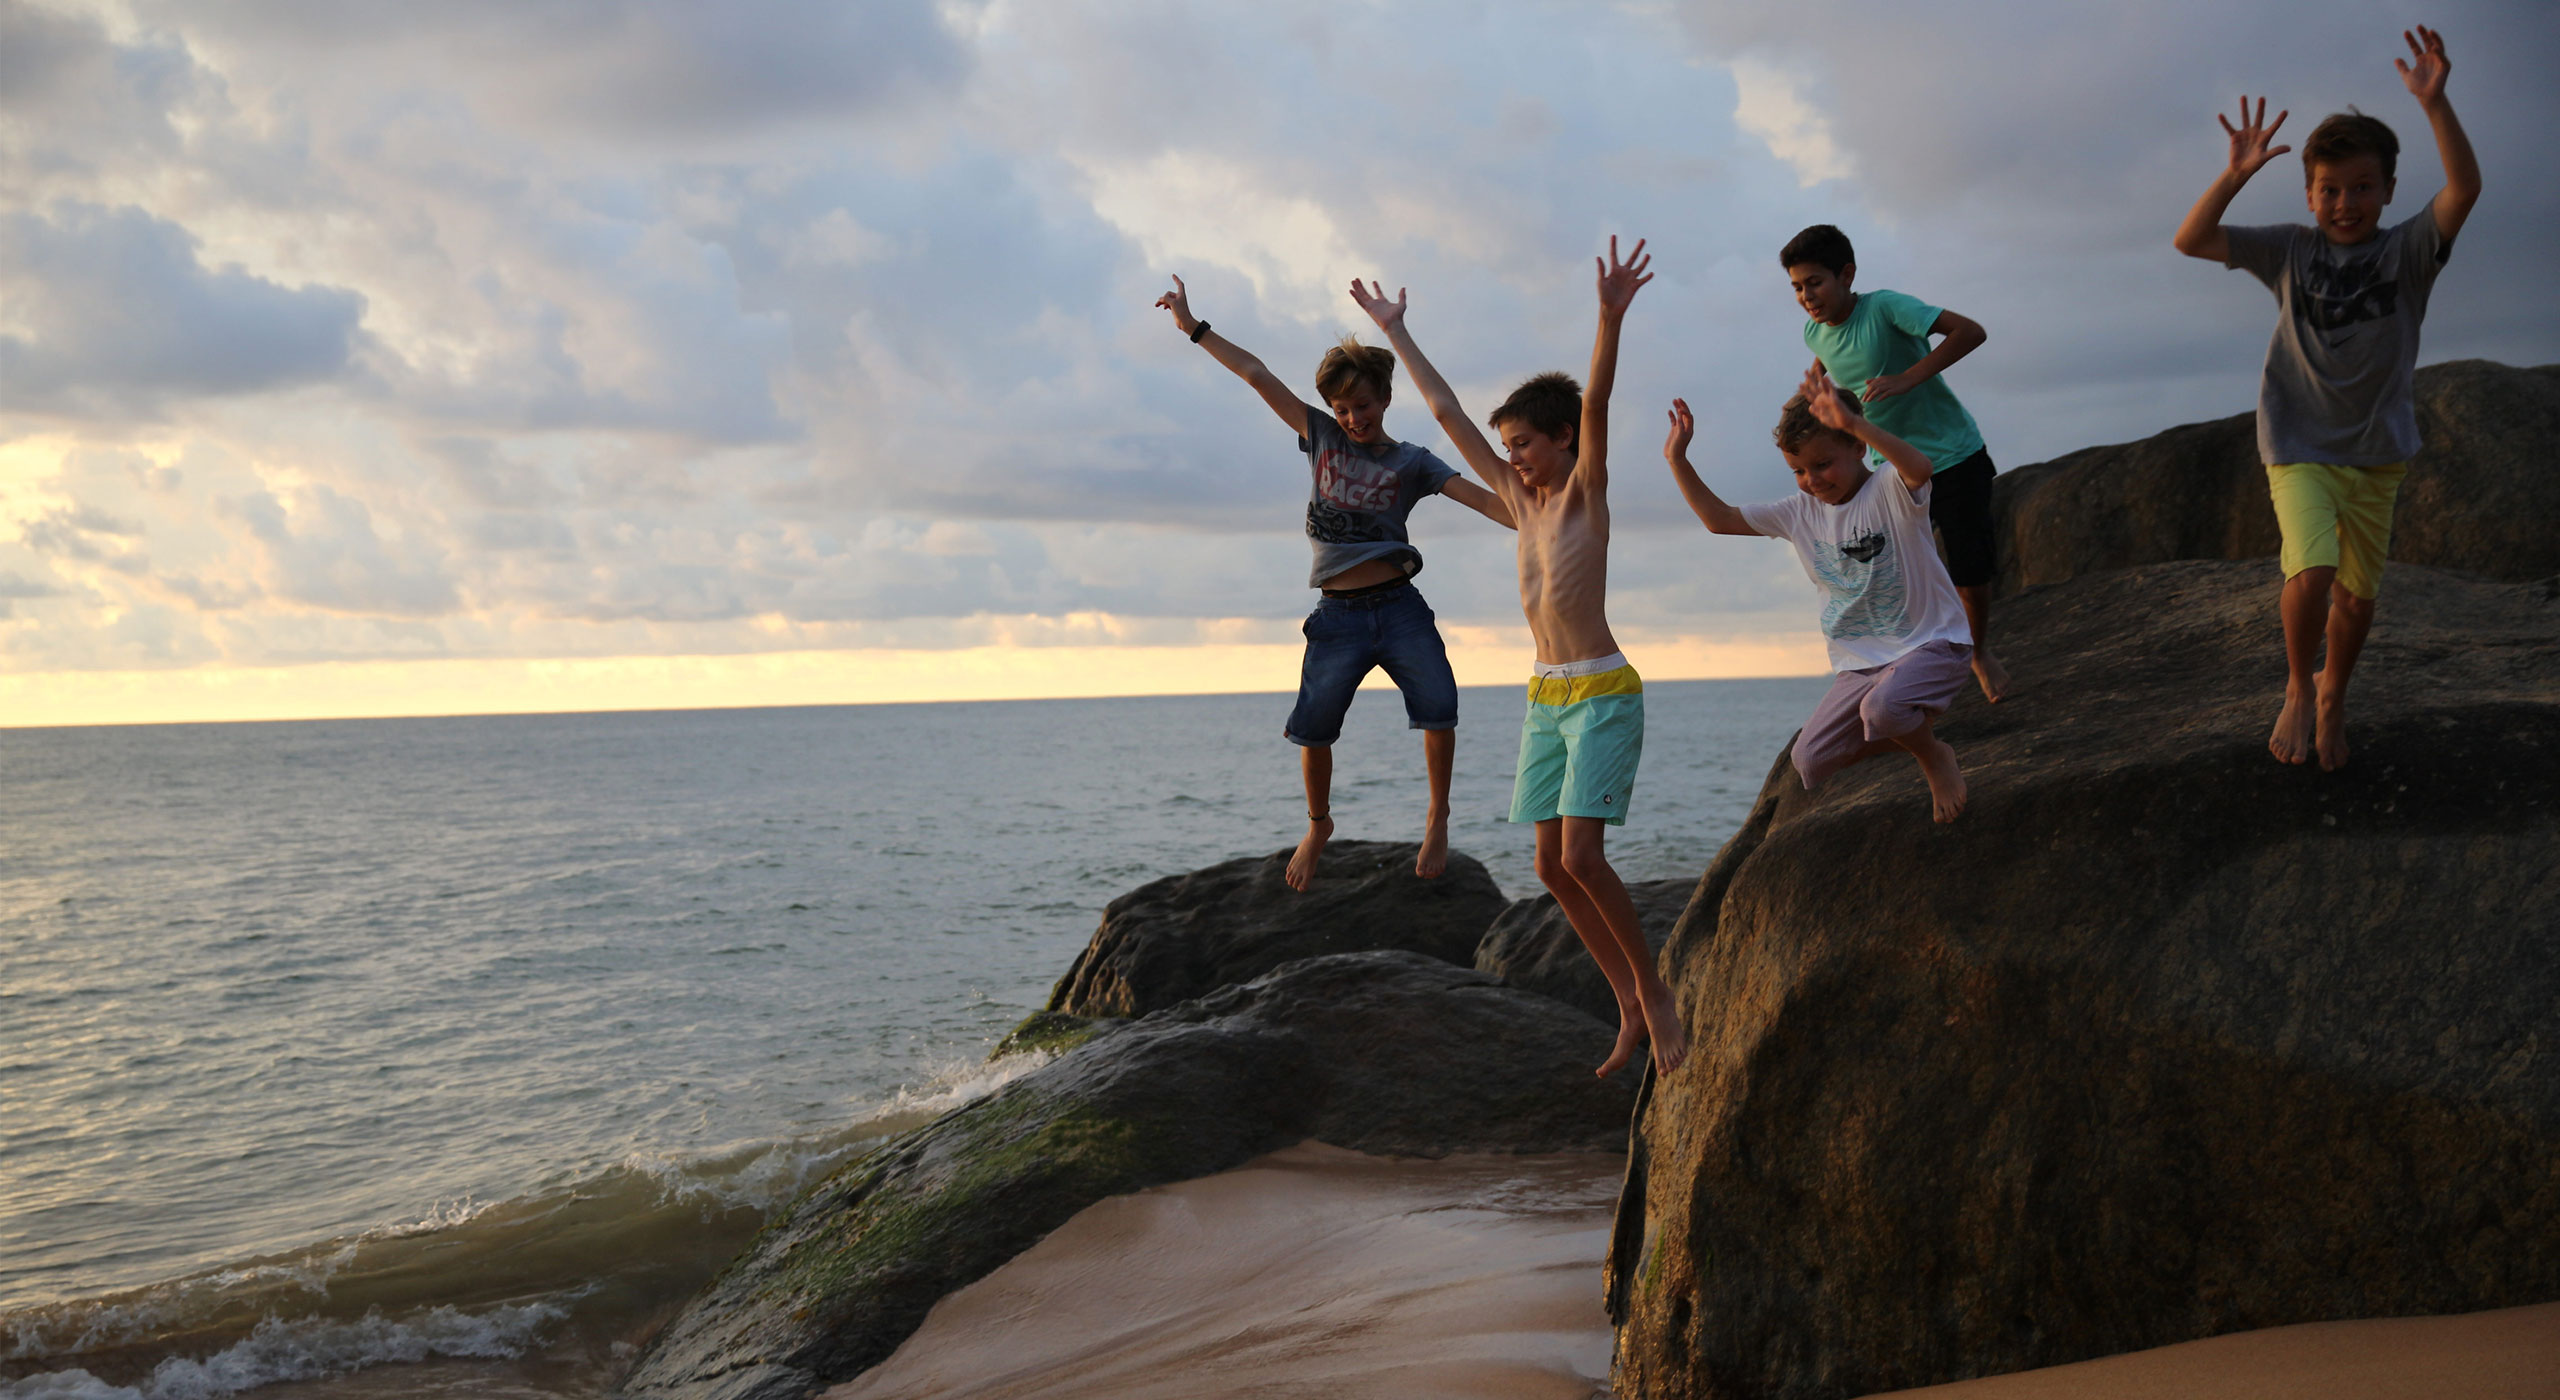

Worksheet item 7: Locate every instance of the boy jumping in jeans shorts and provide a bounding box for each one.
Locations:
[2172,25,2481,770]
[1664,368,1975,825]
[1155,276,1514,888]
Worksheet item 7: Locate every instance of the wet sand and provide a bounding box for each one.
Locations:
[1872,1301,2560,1400]
[819,1139,2556,1400]
[822,1142,1620,1400]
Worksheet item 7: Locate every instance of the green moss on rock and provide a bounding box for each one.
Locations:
[988,1010,1111,1061]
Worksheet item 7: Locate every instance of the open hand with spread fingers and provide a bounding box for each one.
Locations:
[2218,95,2292,181]
[2395,24,2450,107]
[1348,279,1407,335]
[1596,235,1653,317]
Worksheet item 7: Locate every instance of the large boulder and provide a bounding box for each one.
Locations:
[1474,878,1700,1024]
[622,951,1630,1400]
[1993,359,2560,597]
[1045,839,1508,1016]
[1606,556,2560,1398]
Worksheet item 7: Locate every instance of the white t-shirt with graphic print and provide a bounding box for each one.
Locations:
[1738,467,1972,673]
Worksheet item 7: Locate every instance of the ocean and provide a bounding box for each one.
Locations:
[0,678,1824,1399]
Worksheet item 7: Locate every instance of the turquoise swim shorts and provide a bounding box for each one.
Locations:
[1508,657,1644,826]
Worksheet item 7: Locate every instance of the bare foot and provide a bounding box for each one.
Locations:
[1284,816,1333,892]
[2314,677,2350,771]
[1597,1010,1647,1078]
[1973,649,2012,703]
[1414,807,1449,879]
[1909,734,1969,823]
[1640,982,1689,1076]
[2268,684,2314,765]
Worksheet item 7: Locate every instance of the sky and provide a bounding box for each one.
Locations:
[2,0,2555,725]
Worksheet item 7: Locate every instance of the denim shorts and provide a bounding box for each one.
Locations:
[1283,582,1459,747]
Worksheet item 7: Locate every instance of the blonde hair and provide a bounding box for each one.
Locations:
[1314,336,1396,404]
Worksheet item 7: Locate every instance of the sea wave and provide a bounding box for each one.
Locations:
[1,1053,1051,1397]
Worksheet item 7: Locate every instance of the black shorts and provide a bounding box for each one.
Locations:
[1927,447,1998,588]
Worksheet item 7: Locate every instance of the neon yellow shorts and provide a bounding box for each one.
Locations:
[2266,460,2406,600]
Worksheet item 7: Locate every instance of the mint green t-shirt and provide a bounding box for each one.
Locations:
[1801,288,1985,473]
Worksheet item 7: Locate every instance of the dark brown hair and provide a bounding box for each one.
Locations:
[1487,371,1581,445]
[1773,387,1863,455]
[2302,109,2400,184]
[1314,337,1395,404]
[1779,223,1856,275]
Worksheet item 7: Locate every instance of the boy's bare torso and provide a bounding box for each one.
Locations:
[1513,487,1620,666]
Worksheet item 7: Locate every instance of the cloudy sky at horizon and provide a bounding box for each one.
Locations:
[3,0,2555,723]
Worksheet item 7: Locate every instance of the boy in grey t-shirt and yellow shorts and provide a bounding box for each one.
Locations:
[2173,25,2482,770]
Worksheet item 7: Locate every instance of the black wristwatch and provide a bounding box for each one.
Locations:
[1188,320,1211,344]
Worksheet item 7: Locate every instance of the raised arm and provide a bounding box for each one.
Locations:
[2173,96,2291,263]
[1156,275,1315,436]
[1438,476,1515,530]
[2396,25,2480,242]
[1804,367,1931,493]
[1862,308,1987,403]
[1347,280,1517,503]
[1661,398,1757,536]
[1575,236,1653,497]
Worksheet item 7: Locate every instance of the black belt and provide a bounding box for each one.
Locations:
[1320,575,1414,600]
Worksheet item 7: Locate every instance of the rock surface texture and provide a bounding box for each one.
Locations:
[620,951,1629,1400]
[1992,360,2560,597]
[1606,556,2560,1398]
[1474,877,1700,1025]
[1046,838,1507,1017]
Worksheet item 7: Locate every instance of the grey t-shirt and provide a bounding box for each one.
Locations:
[1297,407,1458,588]
[2225,207,2450,466]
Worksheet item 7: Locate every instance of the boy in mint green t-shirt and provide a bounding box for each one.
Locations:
[1781,224,2009,702]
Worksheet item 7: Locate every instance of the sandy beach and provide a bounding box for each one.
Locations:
[1873,1301,2560,1400]
[820,1142,2557,1400]
[821,1142,1621,1400]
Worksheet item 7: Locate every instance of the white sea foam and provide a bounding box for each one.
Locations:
[10,1303,564,1400]
[0,1371,145,1400]
[620,1048,1061,1217]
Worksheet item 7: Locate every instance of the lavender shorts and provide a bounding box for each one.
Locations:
[1793,639,1973,788]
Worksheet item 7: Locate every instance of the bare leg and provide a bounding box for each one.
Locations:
[2315,583,2376,772]
[1286,745,1334,892]
[1416,728,1452,879]
[2270,566,2333,765]
[1887,719,1968,822]
[1957,583,2010,703]
[1533,822,1647,1077]
[1555,817,1689,1078]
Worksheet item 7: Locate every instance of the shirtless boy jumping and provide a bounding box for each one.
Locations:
[1354,239,1687,1079]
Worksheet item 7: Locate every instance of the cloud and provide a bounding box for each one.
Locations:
[137,0,971,145]
[219,484,460,616]
[1728,59,1854,188]
[1,0,2553,687]
[0,203,365,417]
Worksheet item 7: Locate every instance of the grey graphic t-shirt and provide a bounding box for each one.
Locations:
[1297,408,1458,589]
[2225,207,2449,466]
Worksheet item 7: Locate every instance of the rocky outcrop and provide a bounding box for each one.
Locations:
[1606,556,2560,1397]
[1046,839,1507,1017]
[1474,878,1700,1025]
[1993,359,2560,597]
[622,951,1629,1400]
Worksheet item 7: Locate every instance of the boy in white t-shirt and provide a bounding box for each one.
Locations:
[1663,367,1974,822]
